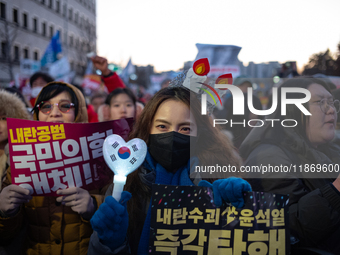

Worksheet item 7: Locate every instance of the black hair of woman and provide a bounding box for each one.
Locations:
[105,87,137,106]
[29,72,54,87]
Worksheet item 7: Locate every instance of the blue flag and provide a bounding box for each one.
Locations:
[120,58,135,84]
[40,31,62,67]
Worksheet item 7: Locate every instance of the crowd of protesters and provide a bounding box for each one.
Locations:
[0,54,340,255]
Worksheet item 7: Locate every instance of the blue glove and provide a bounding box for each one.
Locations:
[90,191,132,251]
[198,177,251,208]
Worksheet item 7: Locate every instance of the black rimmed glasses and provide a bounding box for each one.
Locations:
[316,99,340,114]
[37,100,75,114]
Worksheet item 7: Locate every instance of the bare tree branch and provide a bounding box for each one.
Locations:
[0,19,18,81]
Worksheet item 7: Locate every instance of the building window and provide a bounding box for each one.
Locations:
[34,51,39,61]
[69,35,73,47]
[48,0,53,8]
[56,29,61,41]
[33,18,38,32]
[75,12,78,24]
[68,8,72,21]
[23,48,29,59]
[0,2,6,20]
[49,25,53,38]
[23,13,28,28]
[42,22,46,36]
[41,0,45,5]
[14,46,19,60]
[1,41,7,58]
[12,8,18,24]
[56,1,60,13]
[63,31,67,44]
[63,4,66,17]
[85,19,89,32]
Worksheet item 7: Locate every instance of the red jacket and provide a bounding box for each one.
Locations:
[102,72,125,93]
[87,104,98,123]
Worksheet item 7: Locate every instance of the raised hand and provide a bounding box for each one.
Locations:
[91,56,111,76]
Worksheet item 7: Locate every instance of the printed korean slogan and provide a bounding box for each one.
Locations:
[7,118,133,196]
[150,184,289,255]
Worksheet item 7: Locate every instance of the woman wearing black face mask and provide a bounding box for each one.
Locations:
[88,86,251,255]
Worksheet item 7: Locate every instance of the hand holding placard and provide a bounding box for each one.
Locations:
[0,184,32,217]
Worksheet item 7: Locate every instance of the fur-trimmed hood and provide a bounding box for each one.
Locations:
[0,89,32,120]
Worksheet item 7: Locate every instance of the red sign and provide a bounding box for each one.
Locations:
[7,118,133,196]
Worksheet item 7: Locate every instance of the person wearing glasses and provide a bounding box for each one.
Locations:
[0,82,103,255]
[239,78,340,254]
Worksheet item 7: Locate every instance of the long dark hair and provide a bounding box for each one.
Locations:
[29,72,54,87]
[33,82,79,120]
[124,86,241,246]
[129,86,240,168]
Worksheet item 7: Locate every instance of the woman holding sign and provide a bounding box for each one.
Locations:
[240,77,340,253]
[88,83,252,254]
[0,82,104,255]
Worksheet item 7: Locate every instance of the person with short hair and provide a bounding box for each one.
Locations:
[90,92,108,114]
[0,82,106,255]
[106,88,137,121]
[29,72,54,108]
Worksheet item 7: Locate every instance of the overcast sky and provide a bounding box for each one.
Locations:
[97,0,340,73]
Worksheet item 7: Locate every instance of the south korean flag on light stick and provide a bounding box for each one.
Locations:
[103,134,147,201]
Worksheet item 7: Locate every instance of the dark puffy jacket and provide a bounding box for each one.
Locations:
[239,125,340,253]
[0,83,105,255]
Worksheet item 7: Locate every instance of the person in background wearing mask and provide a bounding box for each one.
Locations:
[88,85,251,254]
[29,72,54,108]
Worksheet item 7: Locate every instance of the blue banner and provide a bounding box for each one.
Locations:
[40,31,62,67]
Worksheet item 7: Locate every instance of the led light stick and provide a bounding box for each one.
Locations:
[103,134,147,201]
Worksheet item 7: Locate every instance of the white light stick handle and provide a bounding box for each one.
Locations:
[112,175,127,202]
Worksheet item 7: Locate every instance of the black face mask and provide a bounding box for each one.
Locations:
[149,132,197,172]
